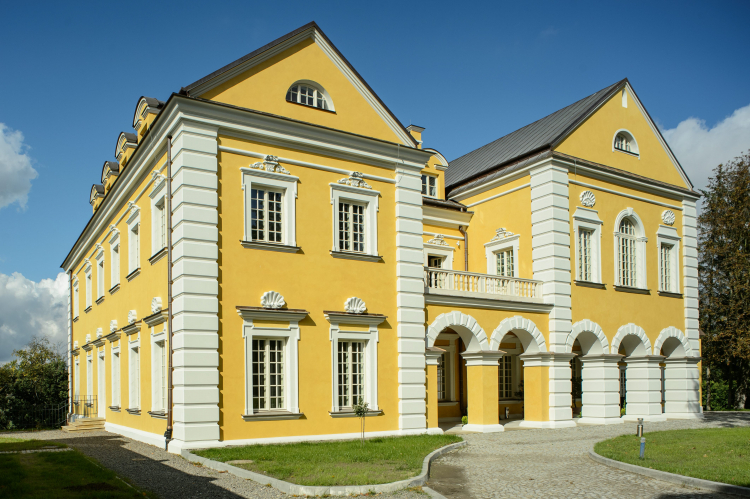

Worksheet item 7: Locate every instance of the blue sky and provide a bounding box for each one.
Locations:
[0,1,749,359]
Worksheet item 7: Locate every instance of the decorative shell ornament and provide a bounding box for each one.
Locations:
[337,172,372,189]
[344,297,367,314]
[151,297,163,314]
[128,310,137,324]
[426,234,449,246]
[96,328,103,339]
[261,291,286,309]
[249,155,290,174]
[579,190,596,208]
[85,334,91,344]
[110,320,118,333]
[662,210,676,226]
[490,228,514,241]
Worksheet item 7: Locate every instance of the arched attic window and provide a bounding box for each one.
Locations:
[613,130,639,156]
[614,209,647,289]
[285,81,333,111]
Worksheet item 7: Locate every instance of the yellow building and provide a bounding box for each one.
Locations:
[62,22,702,452]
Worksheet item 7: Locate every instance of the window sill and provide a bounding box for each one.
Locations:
[658,291,683,298]
[109,406,121,412]
[109,284,120,295]
[574,280,606,289]
[614,285,650,295]
[96,296,105,305]
[330,251,383,262]
[148,410,167,419]
[126,268,141,282]
[149,247,167,265]
[614,148,639,158]
[84,306,92,314]
[286,99,337,114]
[438,401,459,407]
[73,316,79,322]
[241,411,304,421]
[125,408,141,415]
[240,240,301,253]
[329,409,383,418]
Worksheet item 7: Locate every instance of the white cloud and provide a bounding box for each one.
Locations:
[663,104,750,192]
[0,123,37,210]
[0,272,68,364]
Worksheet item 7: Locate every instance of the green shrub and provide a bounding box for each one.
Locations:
[461,415,468,425]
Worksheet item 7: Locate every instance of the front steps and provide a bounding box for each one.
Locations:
[62,417,105,432]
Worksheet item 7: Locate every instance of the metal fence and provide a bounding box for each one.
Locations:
[72,395,98,419]
[0,403,68,430]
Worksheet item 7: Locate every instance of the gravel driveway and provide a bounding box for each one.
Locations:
[426,412,750,499]
[7,429,425,499]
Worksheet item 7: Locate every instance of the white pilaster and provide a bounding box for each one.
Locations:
[578,354,624,425]
[664,356,703,419]
[531,162,573,426]
[623,356,667,422]
[681,200,700,356]
[395,167,427,431]
[169,120,220,449]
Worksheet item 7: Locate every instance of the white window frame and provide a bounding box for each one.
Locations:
[73,278,79,319]
[128,338,140,410]
[74,357,80,398]
[84,263,92,310]
[330,183,379,257]
[484,233,520,277]
[127,206,141,274]
[612,129,640,157]
[150,323,168,413]
[150,181,167,256]
[421,174,437,198]
[423,241,455,269]
[97,348,106,417]
[109,230,120,289]
[285,80,334,111]
[86,352,93,397]
[656,225,681,293]
[614,208,647,289]
[241,168,298,247]
[95,249,105,301]
[111,346,121,408]
[239,309,304,416]
[437,337,457,403]
[573,207,603,283]
[326,313,384,413]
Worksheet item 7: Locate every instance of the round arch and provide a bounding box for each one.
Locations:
[489,316,547,354]
[285,79,336,112]
[426,311,489,351]
[565,320,609,355]
[612,129,640,155]
[654,326,693,358]
[614,207,646,238]
[611,323,652,356]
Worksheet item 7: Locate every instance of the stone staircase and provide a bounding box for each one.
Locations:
[61,417,105,432]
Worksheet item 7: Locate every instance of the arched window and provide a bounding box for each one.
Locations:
[612,130,639,156]
[614,134,631,152]
[286,83,330,110]
[618,219,637,287]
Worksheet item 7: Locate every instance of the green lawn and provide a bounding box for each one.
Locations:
[195,434,463,486]
[0,437,67,452]
[594,427,750,487]
[0,440,153,498]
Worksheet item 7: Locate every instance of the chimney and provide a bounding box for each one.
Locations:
[406,125,425,149]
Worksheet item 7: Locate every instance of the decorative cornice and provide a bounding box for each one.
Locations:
[236,306,309,323]
[122,321,142,336]
[143,310,168,327]
[426,234,449,246]
[324,311,387,327]
[150,170,167,195]
[337,171,371,189]
[490,228,515,242]
[248,155,289,174]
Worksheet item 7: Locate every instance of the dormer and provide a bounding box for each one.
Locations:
[101,161,120,193]
[115,132,138,170]
[90,184,105,212]
[132,96,165,140]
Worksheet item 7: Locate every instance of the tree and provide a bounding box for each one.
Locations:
[353,397,369,445]
[698,151,750,409]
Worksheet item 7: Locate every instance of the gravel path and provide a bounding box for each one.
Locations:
[7,429,426,499]
[427,412,750,499]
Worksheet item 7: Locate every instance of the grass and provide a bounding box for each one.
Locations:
[0,439,154,498]
[195,434,463,486]
[594,427,750,487]
[0,437,67,452]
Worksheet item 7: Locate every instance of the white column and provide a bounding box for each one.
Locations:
[531,162,574,427]
[395,167,427,432]
[682,200,700,358]
[579,354,624,425]
[169,121,220,451]
[623,356,666,421]
[664,356,703,419]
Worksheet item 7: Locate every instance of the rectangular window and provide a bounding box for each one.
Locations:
[338,202,365,253]
[129,347,140,409]
[250,188,283,243]
[162,340,168,411]
[156,198,166,250]
[437,353,447,401]
[496,249,514,277]
[498,355,513,399]
[428,255,444,269]
[619,236,637,287]
[578,229,593,281]
[112,351,120,407]
[154,340,168,412]
[73,284,79,318]
[337,341,365,408]
[97,259,104,300]
[111,244,120,288]
[87,356,93,397]
[75,359,80,398]
[421,174,437,198]
[660,243,673,292]
[129,224,140,272]
[85,272,92,309]
[252,339,285,411]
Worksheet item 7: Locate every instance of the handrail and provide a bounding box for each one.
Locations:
[424,267,542,299]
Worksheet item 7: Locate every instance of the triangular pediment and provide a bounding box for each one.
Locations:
[181,22,416,146]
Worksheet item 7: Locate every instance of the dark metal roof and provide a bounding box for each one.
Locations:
[101,161,120,183]
[141,97,165,108]
[422,196,471,212]
[446,79,626,189]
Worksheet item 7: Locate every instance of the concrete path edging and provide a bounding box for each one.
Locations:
[588,449,750,497]
[181,440,467,497]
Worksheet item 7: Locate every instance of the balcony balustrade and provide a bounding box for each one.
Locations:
[424,267,543,304]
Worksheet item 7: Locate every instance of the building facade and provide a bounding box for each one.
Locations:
[62,22,702,452]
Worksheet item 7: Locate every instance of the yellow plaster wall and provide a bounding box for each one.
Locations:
[216,135,402,441]
[569,176,685,350]
[466,365,499,425]
[555,89,688,188]
[426,364,438,428]
[522,365,549,421]
[422,225,464,271]
[200,39,404,145]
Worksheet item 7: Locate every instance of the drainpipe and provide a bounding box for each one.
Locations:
[458,226,468,271]
[164,135,174,451]
[68,271,74,422]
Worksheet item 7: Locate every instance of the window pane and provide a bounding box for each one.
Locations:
[437,354,446,401]
[252,339,267,410]
[352,204,365,252]
[338,341,350,407]
[421,175,428,195]
[338,203,351,251]
[251,189,266,241]
[351,342,364,406]
[429,176,436,197]
[268,191,283,243]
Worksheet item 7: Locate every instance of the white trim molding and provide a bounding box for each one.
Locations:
[424,235,455,269]
[241,162,299,247]
[565,320,609,355]
[489,315,547,353]
[656,225,681,294]
[682,199,700,354]
[613,208,648,289]
[653,326,693,358]
[329,181,380,257]
[484,229,520,277]
[572,207,603,284]
[426,311,489,352]
[611,323,652,355]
